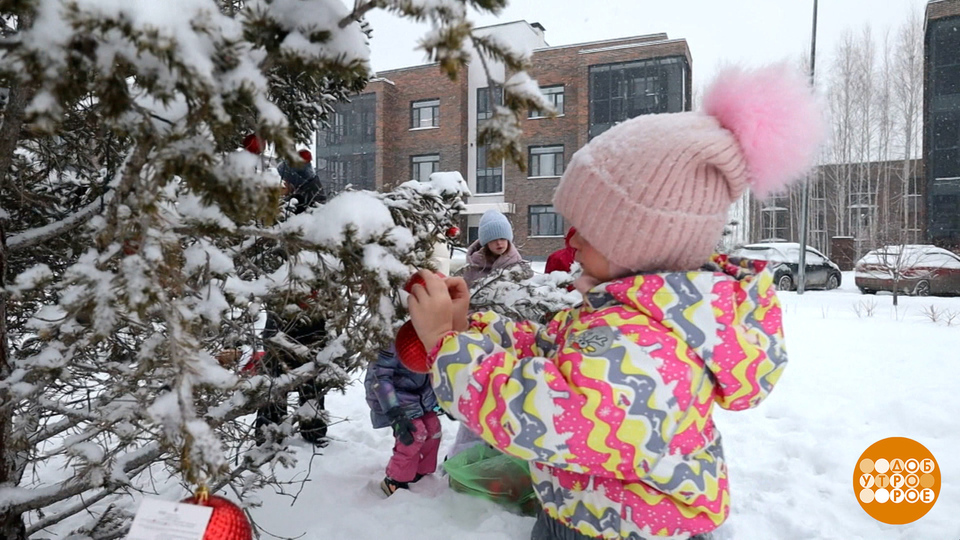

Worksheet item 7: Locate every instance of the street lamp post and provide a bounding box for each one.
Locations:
[798,0,819,295]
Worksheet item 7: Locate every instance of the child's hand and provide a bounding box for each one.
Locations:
[215,349,242,367]
[445,277,470,332]
[386,407,415,446]
[408,270,454,350]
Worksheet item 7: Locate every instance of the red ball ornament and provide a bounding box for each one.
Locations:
[403,271,446,294]
[396,320,430,374]
[399,271,447,373]
[122,238,140,256]
[298,149,312,163]
[242,134,264,155]
[445,226,460,238]
[180,495,252,540]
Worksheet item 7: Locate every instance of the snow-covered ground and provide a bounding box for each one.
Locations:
[236,272,959,540]
[58,272,960,539]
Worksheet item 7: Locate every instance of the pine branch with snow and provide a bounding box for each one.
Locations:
[468,268,580,324]
[0,0,538,537]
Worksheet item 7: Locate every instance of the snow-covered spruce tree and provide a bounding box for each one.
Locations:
[0,1,555,538]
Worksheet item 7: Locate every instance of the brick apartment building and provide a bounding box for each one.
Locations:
[314,21,691,259]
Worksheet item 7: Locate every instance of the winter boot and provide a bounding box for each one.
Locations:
[299,417,328,447]
[380,476,409,496]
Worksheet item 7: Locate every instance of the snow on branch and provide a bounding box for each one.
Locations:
[6,190,113,252]
[0,0,534,536]
[469,268,580,323]
[4,178,464,530]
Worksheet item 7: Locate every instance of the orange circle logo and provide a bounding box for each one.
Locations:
[854,437,940,524]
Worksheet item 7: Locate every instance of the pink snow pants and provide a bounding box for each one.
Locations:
[386,412,441,483]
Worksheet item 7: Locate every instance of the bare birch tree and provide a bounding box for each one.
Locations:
[850,25,878,257]
[876,28,895,245]
[826,31,859,239]
[813,7,924,285]
[894,9,925,245]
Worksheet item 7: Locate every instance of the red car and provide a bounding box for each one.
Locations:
[854,245,960,296]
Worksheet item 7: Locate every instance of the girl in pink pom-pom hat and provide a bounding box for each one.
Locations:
[406,62,826,540]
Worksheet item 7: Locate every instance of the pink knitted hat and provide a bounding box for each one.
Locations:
[553,63,826,273]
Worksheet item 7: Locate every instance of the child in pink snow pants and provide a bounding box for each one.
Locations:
[364,345,442,496]
[406,62,826,540]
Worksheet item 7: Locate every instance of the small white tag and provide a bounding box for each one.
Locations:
[125,498,213,540]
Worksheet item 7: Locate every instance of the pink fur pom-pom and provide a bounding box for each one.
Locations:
[703,63,826,198]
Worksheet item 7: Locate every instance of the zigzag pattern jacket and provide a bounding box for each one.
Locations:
[428,256,787,539]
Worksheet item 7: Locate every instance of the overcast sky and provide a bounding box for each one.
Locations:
[365,0,929,88]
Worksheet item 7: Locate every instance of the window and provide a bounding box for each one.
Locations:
[935,65,960,98]
[477,87,503,121]
[319,153,375,193]
[411,99,439,128]
[330,112,345,143]
[760,195,789,241]
[934,20,960,98]
[476,145,502,194]
[476,86,504,193]
[589,57,687,139]
[905,174,923,243]
[529,85,565,118]
[930,106,960,240]
[933,111,960,179]
[528,145,564,177]
[809,179,827,252]
[848,181,877,256]
[411,154,439,182]
[529,205,566,237]
[733,246,783,263]
[805,251,826,266]
[323,93,376,146]
[315,93,377,194]
[931,179,960,238]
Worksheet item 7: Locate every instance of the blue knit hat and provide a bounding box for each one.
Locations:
[478,210,513,246]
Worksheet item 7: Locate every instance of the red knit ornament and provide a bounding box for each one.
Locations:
[396,320,430,374]
[180,495,252,540]
[242,134,264,155]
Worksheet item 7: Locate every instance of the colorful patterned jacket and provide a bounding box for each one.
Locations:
[428,256,787,539]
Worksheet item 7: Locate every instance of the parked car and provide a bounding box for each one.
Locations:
[854,244,960,296]
[728,242,842,291]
